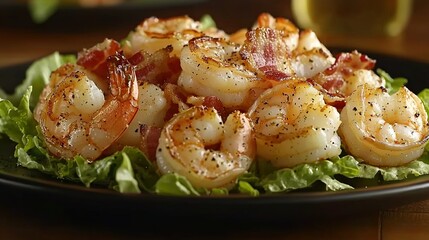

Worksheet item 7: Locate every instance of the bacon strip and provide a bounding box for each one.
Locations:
[140,124,162,162]
[310,50,376,109]
[77,39,121,79]
[128,45,181,88]
[240,28,291,81]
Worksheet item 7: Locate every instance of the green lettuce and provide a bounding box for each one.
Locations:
[260,156,365,193]
[418,89,429,119]
[155,173,201,196]
[377,68,408,94]
[29,0,60,24]
[259,153,429,193]
[199,14,216,30]
[1,51,75,109]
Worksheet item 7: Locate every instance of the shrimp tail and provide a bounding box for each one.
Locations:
[107,52,139,102]
[92,52,139,134]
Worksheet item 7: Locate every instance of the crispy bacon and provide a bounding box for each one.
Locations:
[314,50,376,94]
[77,39,121,79]
[309,50,376,109]
[128,45,181,87]
[240,28,290,81]
[163,83,189,121]
[202,96,227,120]
[307,79,346,109]
[325,50,376,76]
[140,124,162,162]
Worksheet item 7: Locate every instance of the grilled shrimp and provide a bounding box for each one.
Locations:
[156,106,256,189]
[123,16,217,57]
[178,36,271,110]
[291,30,335,78]
[339,84,429,166]
[248,79,342,168]
[34,52,138,161]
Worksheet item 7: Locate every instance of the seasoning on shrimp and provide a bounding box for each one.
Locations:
[123,16,227,58]
[339,84,429,167]
[178,36,271,110]
[34,52,138,161]
[156,106,255,189]
[247,79,342,168]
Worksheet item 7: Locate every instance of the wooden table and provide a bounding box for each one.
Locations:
[1,1,429,239]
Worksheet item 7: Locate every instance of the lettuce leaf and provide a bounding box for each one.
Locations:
[260,156,367,193]
[199,14,216,30]
[3,52,75,110]
[0,87,38,149]
[238,181,260,196]
[418,89,429,119]
[155,173,201,196]
[29,0,60,23]
[377,68,408,94]
[259,152,429,193]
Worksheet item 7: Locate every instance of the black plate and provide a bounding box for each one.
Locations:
[0,51,429,224]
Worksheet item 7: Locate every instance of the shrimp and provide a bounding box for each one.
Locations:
[339,84,429,167]
[291,30,335,78]
[123,16,218,57]
[156,106,256,189]
[178,36,271,110]
[248,79,342,168]
[35,52,138,161]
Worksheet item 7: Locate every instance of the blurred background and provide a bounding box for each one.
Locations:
[0,0,428,67]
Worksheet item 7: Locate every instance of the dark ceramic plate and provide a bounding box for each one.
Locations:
[0,51,428,223]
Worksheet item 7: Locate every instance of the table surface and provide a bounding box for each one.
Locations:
[1,1,429,239]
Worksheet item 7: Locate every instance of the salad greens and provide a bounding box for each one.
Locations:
[0,53,429,196]
[377,68,408,94]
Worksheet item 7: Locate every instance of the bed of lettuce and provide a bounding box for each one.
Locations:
[0,52,429,197]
